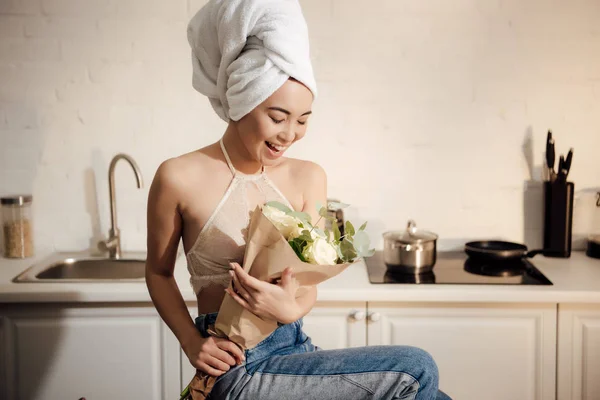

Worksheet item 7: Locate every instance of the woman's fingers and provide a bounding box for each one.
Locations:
[205,355,232,372]
[199,362,226,377]
[280,267,297,288]
[215,338,245,363]
[226,287,251,309]
[230,262,262,291]
[229,267,252,300]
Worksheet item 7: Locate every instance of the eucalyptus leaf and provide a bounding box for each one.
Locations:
[340,239,357,262]
[328,201,350,210]
[289,211,312,225]
[299,230,313,242]
[315,201,323,212]
[359,221,367,231]
[265,201,293,214]
[318,206,329,218]
[334,243,343,261]
[325,228,331,241]
[353,230,372,257]
[312,227,326,238]
[332,220,341,242]
[345,220,355,237]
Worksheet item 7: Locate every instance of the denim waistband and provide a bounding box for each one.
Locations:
[194,312,303,365]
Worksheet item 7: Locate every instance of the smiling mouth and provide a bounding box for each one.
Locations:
[265,141,286,152]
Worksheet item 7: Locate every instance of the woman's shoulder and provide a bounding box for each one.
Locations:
[281,157,327,185]
[152,143,222,192]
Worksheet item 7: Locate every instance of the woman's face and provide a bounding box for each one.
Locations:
[234,78,313,166]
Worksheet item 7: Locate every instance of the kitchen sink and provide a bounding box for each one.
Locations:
[13,252,147,283]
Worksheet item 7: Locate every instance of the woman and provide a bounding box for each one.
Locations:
[146,0,451,399]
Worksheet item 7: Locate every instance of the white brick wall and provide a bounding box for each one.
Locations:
[0,0,599,255]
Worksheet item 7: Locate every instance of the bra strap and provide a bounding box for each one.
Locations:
[219,137,237,176]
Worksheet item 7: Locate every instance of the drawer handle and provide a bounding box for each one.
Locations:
[367,312,381,322]
[349,310,365,321]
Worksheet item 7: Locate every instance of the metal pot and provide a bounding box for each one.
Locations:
[383,220,438,274]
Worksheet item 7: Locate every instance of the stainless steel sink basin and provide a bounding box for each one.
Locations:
[13,252,147,283]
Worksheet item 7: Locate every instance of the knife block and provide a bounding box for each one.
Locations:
[543,181,574,257]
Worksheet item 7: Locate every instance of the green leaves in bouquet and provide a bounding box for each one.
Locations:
[288,211,312,225]
[332,218,341,242]
[265,201,293,213]
[327,200,350,210]
[264,199,374,264]
[288,238,308,262]
[337,219,374,262]
[312,226,326,238]
[339,238,358,262]
[298,229,313,242]
[353,230,375,258]
[316,201,336,223]
[345,220,356,237]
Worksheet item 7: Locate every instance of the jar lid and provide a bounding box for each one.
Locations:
[1,195,33,206]
[383,220,438,244]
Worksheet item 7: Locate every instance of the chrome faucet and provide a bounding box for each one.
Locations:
[99,154,143,259]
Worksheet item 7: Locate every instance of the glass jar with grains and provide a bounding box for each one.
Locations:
[1,195,34,258]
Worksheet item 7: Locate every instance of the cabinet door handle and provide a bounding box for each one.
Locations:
[367,312,381,322]
[349,310,365,321]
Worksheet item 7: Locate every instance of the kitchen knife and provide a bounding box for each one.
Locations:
[564,148,573,179]
[557,155,566,183]
[545,130,555,182]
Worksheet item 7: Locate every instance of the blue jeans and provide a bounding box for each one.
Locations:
[194,312,452,400]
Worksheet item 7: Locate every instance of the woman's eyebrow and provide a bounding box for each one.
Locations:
[268,106,312,116]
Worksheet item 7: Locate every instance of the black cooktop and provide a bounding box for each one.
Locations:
[366,251,553,285]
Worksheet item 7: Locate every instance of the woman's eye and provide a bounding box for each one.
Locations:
[298,120,307,126]
[270,116,284,124]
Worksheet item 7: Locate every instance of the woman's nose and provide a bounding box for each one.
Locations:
[280,123,295,142]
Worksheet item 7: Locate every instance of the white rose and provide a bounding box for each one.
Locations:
[262,205,302,238]
[302,238,339,265]
[288,224,306,240]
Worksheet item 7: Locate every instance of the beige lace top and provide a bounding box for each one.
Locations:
[185,137,293,295]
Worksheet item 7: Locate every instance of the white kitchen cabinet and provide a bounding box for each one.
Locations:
[0,305,180,400]
[557,304,600,400]
[301,301,368,349]
[366,302,557,400]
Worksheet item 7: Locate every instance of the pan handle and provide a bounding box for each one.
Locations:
[526,249,567,258]
[525,249,546,258]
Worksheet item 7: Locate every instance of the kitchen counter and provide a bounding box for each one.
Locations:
[0,251,599,304]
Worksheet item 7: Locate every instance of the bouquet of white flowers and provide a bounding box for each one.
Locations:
[262,200,374,264]
[182,201,373,400]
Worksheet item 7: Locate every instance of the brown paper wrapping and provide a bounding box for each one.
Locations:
[184,206,354,399]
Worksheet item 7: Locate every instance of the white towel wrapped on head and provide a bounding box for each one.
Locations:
[187,0,317,122]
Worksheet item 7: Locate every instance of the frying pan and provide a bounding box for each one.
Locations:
[465,241,547,261]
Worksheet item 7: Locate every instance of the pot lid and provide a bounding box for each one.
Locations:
[1,195,32,206]
[383,220,438,243]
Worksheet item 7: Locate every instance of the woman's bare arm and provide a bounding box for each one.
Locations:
[145,160,199,349]
[146,159,245,374]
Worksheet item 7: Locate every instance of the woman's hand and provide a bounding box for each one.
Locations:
[182,332,245,377]
[225,262,301,325]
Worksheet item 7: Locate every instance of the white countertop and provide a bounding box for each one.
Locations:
[0,251,599,304]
